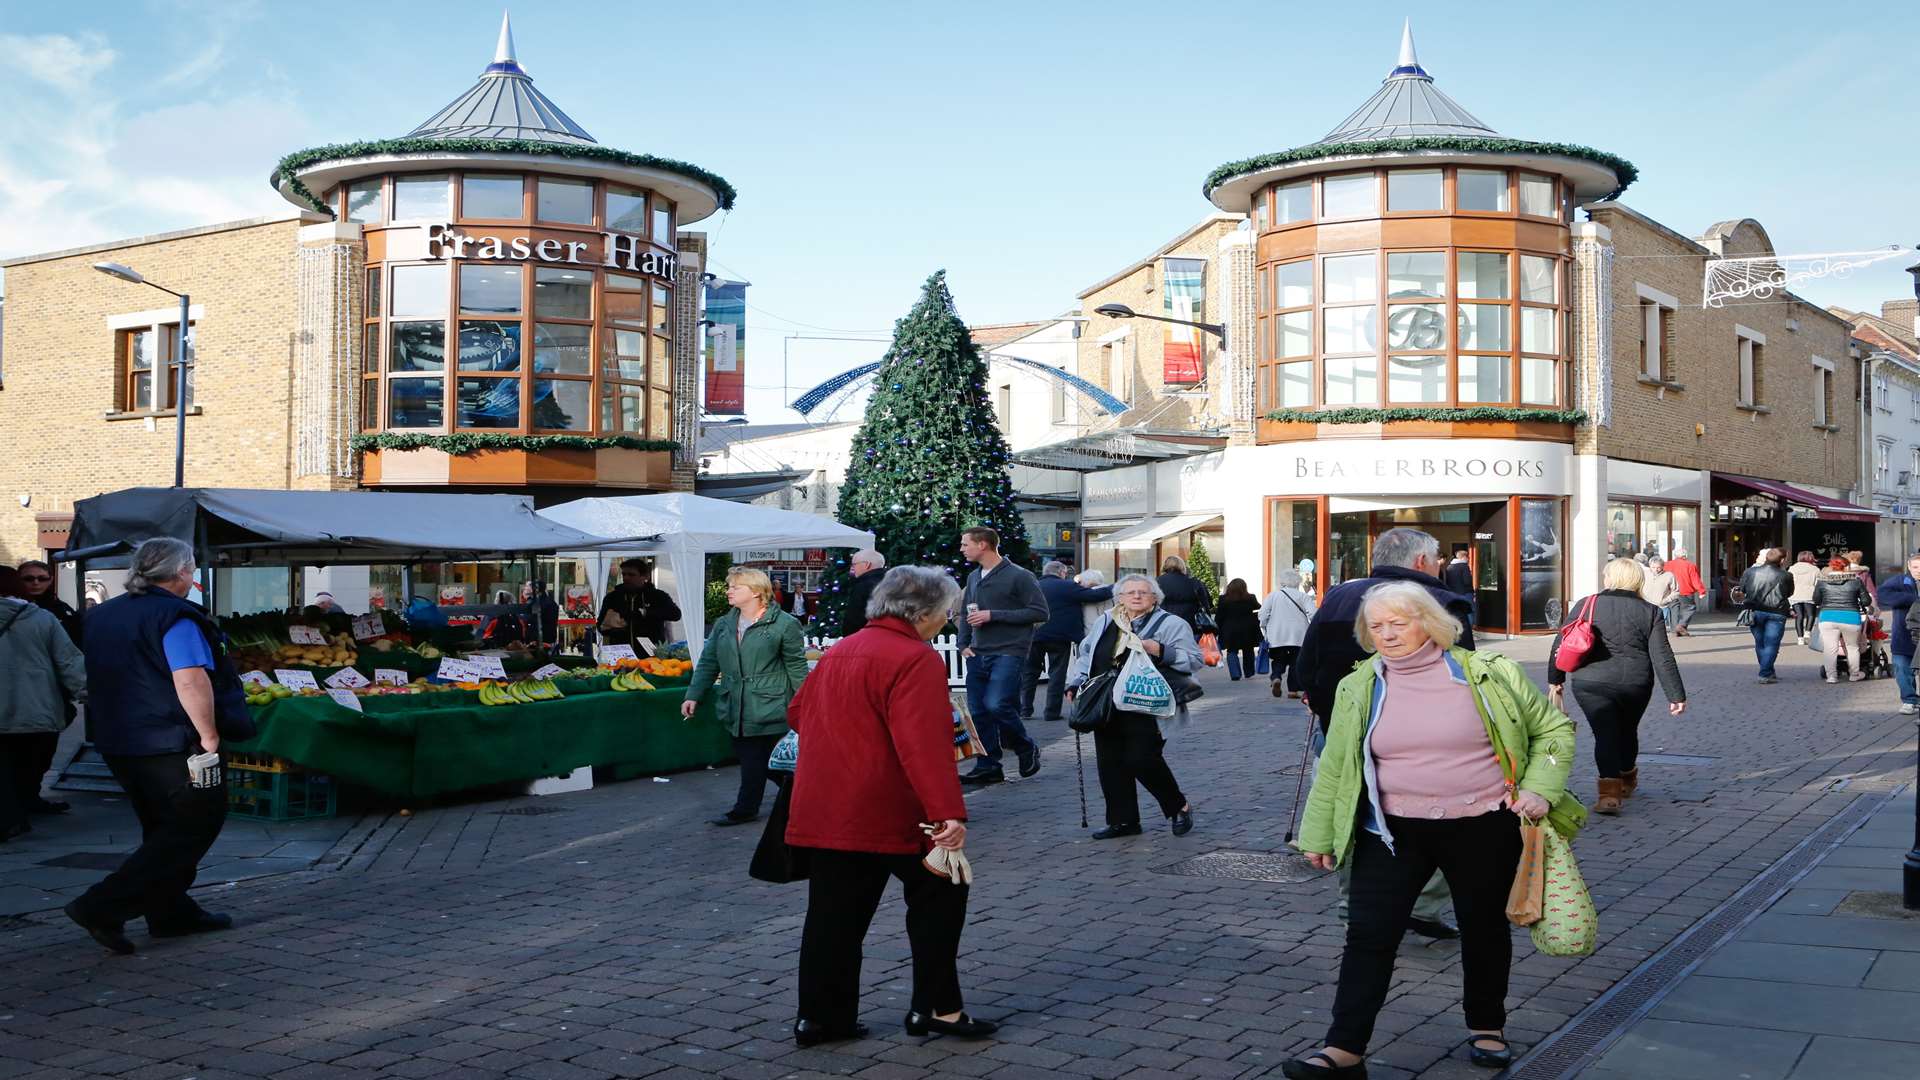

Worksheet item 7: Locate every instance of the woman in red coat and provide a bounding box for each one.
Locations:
[786,566,997,1048]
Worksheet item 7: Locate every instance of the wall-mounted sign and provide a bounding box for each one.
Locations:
[423,224,677,279]
[1235,439,1571,498]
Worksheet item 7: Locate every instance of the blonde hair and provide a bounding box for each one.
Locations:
[1602,557,1645,592]
[1354,582,1461,653]
[725,567,774,605]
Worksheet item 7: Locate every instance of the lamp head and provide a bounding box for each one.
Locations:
[92,261,145,285]
[1094,303,1136,319]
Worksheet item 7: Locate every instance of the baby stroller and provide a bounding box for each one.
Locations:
[1824,610,1893,680]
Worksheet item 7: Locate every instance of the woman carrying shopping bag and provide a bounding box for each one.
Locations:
[1064,574,1202,840]
[1284,582,1577,1078]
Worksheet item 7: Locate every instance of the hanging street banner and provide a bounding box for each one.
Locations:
[705,279,749,414]
[1162,258,1206,384]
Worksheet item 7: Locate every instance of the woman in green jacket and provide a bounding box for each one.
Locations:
[1284,582,1576,1080]
[681,567,810,827]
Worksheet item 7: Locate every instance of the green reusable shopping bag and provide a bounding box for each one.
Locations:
[1529,822,1598,957]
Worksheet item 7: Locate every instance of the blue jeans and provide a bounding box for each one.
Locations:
[1750,611,1787,678]
[1894,653,1918,705]
[966,652,1032,768]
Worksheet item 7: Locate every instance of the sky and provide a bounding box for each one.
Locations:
[2,0,1915,423]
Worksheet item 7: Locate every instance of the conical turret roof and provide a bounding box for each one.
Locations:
[405,12,595,144]
[1312,21,1497,144]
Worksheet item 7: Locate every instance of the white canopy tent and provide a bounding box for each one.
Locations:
[540,493,874,658]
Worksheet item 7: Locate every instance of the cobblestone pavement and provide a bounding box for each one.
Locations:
[1,617,1915,1080]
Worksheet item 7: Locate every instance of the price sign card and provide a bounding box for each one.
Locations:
[288,626,327,645]
[351,614,385,640]
[275,669,321,691]
[599,644,638,663]
[374,669,410,686]
[467,655,508,680]
[637,637,658,656]
[530,663,566,680]
[326,688,364,712]
[325,667,370,689]
[239,671,273,690]
[436,657,478,682]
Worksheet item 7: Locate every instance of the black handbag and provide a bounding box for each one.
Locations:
[1068,668,1119,732]
[749,780,809,884]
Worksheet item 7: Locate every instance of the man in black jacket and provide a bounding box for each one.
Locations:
[1021,561,1113,723]
[597,560,682,654]
[837,549,888,637]
[1737,548,1794,683]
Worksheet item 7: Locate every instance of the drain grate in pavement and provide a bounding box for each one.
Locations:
[493,805,570,816]
[1157,851,1327,885]
[1506,791,1884,1080]
[0,915,36,932]
[1637,753,1717,766]
[38,851,131,870]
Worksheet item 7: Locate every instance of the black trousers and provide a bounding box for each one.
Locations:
[1570,682,1653,778]
[1019,640,1072,722]
[1092,710,1186,827]
[797,848,969,1027]
[1328,809,1522,1054]
[73,752,227,929]
[1267,645,1300,685]
[0,731,60,829]
[730,733,782,818]
[1793,602,1817,639]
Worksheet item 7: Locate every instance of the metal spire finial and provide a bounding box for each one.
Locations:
[1391,19,1427,77]
[495,11,516,65]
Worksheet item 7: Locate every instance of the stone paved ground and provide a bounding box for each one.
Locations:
[1,616,1915,1080]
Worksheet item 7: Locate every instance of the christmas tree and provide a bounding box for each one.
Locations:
[815,271,1033,631]
[1188,533,1219,606]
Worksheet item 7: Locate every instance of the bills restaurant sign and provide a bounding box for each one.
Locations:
[422,223,677,279]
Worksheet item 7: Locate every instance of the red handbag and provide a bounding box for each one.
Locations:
[1552,596,1600,673]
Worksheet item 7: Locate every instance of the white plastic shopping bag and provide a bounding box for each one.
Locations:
[1111,645,1176,717]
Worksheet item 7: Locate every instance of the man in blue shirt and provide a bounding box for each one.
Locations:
[1876,553,1920,714]
[65,537,239,956]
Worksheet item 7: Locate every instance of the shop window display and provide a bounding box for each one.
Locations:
[1519,498,1563,630]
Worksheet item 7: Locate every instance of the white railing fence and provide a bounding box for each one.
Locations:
[805,632,1053,688]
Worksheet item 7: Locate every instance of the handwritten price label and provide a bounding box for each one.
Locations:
[274,669,320,691]
[598,644,638,663]
[467,655,508,679]
[530,663,566,680]
[326,688,364,712]
[351,614,385,640]
[436,658,479,682]
[240,671,273,690]
[374,669,409,686]
[288,626,327,645]
[325,667,370,689]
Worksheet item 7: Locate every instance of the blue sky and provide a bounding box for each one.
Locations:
[2,0,1914,422]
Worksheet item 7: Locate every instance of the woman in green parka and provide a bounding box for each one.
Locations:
[681,567,810,827]
[1283,582,1578,1080]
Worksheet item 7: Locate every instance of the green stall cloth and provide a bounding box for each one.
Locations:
[229,676,724,799]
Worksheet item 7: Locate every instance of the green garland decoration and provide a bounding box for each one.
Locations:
[1204,136,1637,202]
[272,138,737,216]
[1264,407,1588,425]
[351,433,679,455]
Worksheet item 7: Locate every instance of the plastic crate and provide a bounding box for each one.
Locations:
[228,763,337,821]
[225,751,297,773]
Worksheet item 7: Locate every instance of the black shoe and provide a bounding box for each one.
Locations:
[710,811,758,827]
[904,1010,998,1039]
[793,1019,868,1048]
[64,901,135,955]
[29,798,70,815]
[1271,681,1286,698]
[960,768,1005,786]
[1169,807,1194,836]
[1091,823,1142,839]
[1281,1051,1368,1078]
[1015,743,1041,779]
[1408,916,1460,940]
[1466,1035,1511,1068]
[148,911,233,938]
[0,821,29,843]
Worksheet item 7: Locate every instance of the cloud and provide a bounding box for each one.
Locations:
[0,32,116,93]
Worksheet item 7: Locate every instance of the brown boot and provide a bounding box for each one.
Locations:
[1595,778,1624,815]
[1620,768,1639,799]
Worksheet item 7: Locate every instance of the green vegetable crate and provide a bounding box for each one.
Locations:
[226,752,338,821]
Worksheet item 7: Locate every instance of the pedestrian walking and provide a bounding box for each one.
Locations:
[1215,578,1263,681]
[1877,555,1920,714]
[1666,549,1705,636]
[1812,556,1872,683]
[1073,569,1109,635]
[1155,555,1212,632]
[1549,559,1687,815]
[0,568,87,842]
[1064,574,1199,839]
[64,538,248,955]
[1738,548,1794,682]
[1259,569,1315,699]
[838,549,888,637]
[1788,551,1820,645]
[1847,550,1879,606]
[955,527,1048,786]
[1639,556,1679,630]
[786,567,995,1048]
[682,567,810,826]
[1020,562,1111,724]
[1284,582,1572,1079]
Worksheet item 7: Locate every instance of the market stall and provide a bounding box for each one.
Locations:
[539,492,874,658]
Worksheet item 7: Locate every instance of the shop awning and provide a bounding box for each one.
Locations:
[1717,474,1880,522]
[1014,429,1226,472]
[1088,513,1222,549]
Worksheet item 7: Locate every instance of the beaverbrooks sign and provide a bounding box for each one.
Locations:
[423,224,677,279]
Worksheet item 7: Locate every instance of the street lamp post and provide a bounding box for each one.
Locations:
[1907,260,1920,911]
[93,263,191,487]
[1093,303,1228,349]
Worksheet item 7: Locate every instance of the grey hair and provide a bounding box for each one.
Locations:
[1160,555,1187,574]
[125,537,195,595]
[1113,573,1165,603]
[1041,560,1070,578]
[1076,569,1107,586]
[1370,527,1439,570]
[866,565,961,624]
[851,548,885,569]
[1276,568,1302,589]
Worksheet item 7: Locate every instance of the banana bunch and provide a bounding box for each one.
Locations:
[477,679,566,706]
[609,671,657,692]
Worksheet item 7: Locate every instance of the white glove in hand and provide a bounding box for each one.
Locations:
[922,845,974,885]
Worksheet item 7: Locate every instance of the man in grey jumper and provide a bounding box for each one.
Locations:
[956,527,1049,785]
